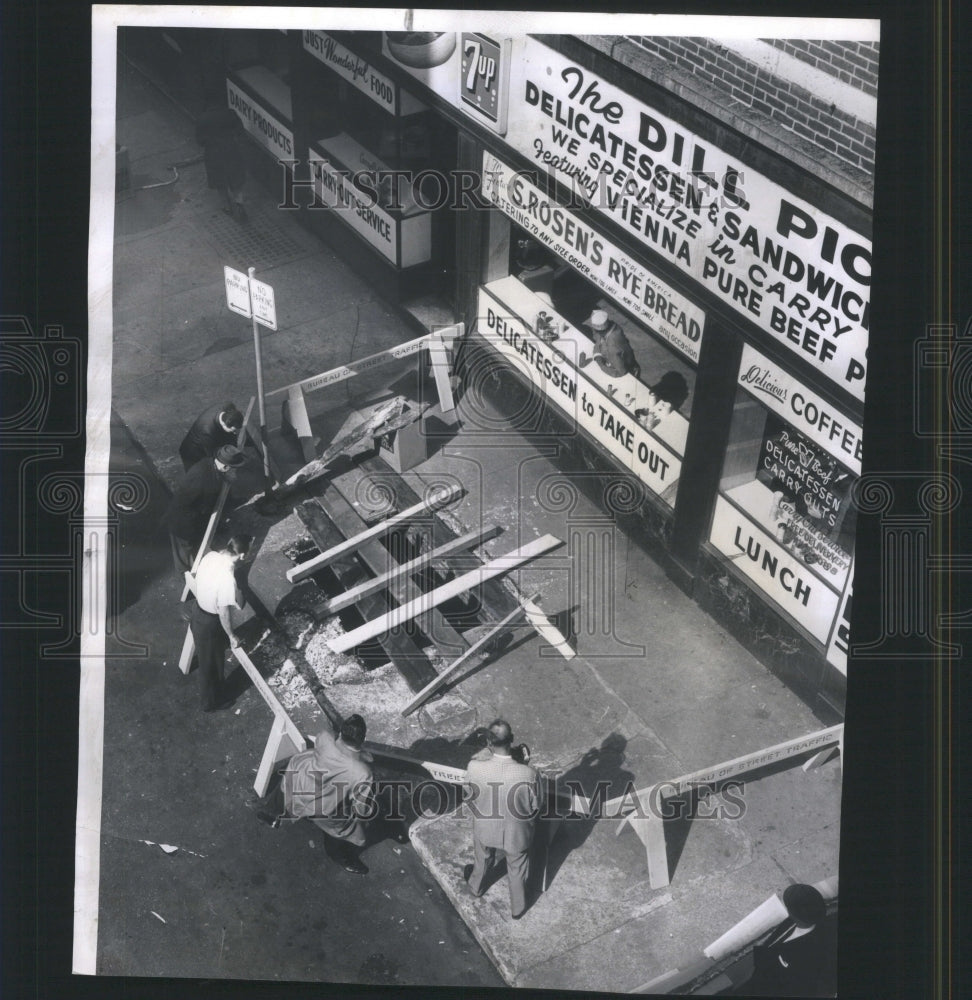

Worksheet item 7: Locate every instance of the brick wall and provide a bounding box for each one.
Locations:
[764,38,879,98]
[624,36,877,176]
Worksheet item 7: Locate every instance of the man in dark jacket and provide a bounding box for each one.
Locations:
[179,401,244,471]
[737,883,837,996]
[164,445,247,575]
[196,106,248,222]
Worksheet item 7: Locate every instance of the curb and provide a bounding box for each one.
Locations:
[408,813,518,986]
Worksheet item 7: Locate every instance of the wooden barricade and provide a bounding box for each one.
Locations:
[264,326,462,471]
[609,724,844,889]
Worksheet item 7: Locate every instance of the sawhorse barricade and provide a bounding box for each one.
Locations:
[178,328,464,673]
[262,327,462,465]
[609,724,844,890]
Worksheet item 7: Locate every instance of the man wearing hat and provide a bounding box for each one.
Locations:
[189,534,252,711]
[164,445,248,576]
[635,371,689,431]
[739,883,837,996]
[179,401,245,471]
[580,309,640,379]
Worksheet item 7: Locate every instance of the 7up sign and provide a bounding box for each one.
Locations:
[460,32,510,134]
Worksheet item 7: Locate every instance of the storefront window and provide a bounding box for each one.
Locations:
[509,224,696,428]
[303,31,457,281]
[478,152,707,509]
[708,344,860,645]
[478,192,700,507]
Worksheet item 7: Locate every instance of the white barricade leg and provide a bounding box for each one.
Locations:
[254,715,305,798]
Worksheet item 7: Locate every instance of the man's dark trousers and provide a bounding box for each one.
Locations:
[190,602,227,710]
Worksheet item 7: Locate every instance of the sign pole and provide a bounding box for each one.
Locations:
[248,266,272,498]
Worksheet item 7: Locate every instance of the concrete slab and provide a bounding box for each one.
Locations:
[514,856,789,993]
[112,220,225,314]
[409,801,803,992]
[157,277,254,368]
[771,821,842,886]
[115,181,187,239]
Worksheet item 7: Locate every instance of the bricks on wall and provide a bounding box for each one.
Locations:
[625,35,878,176]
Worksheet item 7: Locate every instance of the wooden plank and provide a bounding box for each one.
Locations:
[356,457,521,622]
[177,624,195,675]
[295,496,437,691]
[428,330,456,414]
[264,334,431,400]
[287,482,464,583]
[401,600,531,717]
[287,385,317,463]
[366,744,470,785]
[802,745,840,771]
[317,487,469,659]
[518,592,575,661]
[424,551,524,619]
[328,535,564,653]
[610,724,845,824]
[365,743,589,816]
[254,715,306,798]
[702,893,789,962]
[316,525,501,618]
[702,876,838,963]
[231,646,300,727]
[633,813,671,889]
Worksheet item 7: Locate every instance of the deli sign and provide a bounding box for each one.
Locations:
[504,37,871,401]
[303,32,425,116]
[479,286,681,502]
[710,495,839,643]
[737,344,863,475]
[483,151,705,363]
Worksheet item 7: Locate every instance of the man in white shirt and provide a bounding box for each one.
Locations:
[189,534,251,711]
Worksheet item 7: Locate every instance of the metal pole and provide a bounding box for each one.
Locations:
[248,266,273,497]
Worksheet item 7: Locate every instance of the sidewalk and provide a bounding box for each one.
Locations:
[114,55,418,492]
[111,55,841,993]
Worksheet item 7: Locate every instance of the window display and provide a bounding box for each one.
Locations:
[507,223,696,440]
[303,31,456,274]
[480,211,699,506]
[709,344,860,642]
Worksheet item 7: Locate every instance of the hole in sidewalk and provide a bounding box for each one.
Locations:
[309,562,433,672]
[377,527,486,634]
